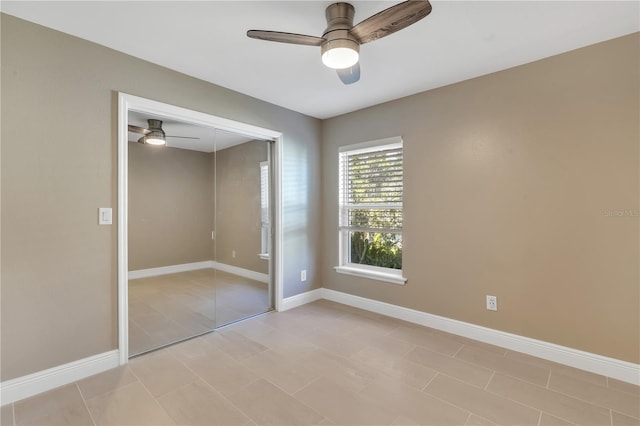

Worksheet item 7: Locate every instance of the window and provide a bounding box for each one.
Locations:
[335,137,406,284]
[259,160,270,260]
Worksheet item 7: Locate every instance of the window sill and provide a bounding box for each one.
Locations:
[334,266,407,285]
[258,253,269,260]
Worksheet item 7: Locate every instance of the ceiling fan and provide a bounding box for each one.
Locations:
[128,119,200,146]
[247,0,432,85]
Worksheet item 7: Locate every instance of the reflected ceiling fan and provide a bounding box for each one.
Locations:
[128,119,200,146]
[247,0,432,85]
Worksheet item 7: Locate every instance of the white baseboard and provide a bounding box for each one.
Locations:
[285,288,639,386]
[280,288,323,311]
[128,261,212,279]
[128,261,269,284]
[211,261,269,284]
[0,350,120,405]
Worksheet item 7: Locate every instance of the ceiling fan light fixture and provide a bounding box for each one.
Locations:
[141,119,166,145]
[143,135,166,145]
[143,131,166,145]
[321,38,359,69]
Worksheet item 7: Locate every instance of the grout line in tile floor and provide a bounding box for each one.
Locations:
[545,369,552,388]
[76,383,97,426]
[484,371,496,391]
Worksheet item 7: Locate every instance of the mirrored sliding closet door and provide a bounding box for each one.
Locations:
[127,112,274,356]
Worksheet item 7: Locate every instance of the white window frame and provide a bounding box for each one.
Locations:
[334,136,407,285]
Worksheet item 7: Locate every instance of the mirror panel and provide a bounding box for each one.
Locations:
[213,131,272,327]
[127,111,273,356]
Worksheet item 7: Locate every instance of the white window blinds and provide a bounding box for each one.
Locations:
[339,141,403,235]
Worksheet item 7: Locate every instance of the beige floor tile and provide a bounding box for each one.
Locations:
[222,317,276,340]
[14,384,93,426]
[77,366,138,400]
[234,327,319,361]
[343,311,401,336]
[1,404,14,426]
[157,380,250,425]
[612,410,640,426]
[405,346,494,388]
[360,377,470,425]
[426,374,540,425]
[486,373,611,425]
[608,378,640,396]
[392,415,422,425]
[86,382,174,426]
[240,349,321,394]
[165,335,218,362]
[464,414,496,425]
[390,325,464,356]
[129,350,198,397]
[294,377,397,425]
[309,312,362,337]
[257,310,321,336]
[228,379,324,425]
[505,350,608,386]
[183,348,260,396]
[539,412,576,425]
[549,372,640,418]
[353,333,417,359]
[301,327,371,357]
[455,345,550,386]
[299,349,380,393]
[435,332,507,356]
[351,344,438,390]
[203,329,269,360]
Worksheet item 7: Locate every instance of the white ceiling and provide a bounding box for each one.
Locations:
[2,1,638,119]
[129,110,254,153]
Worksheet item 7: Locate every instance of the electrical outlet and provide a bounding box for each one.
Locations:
[232,250,236,259]
[486,295,497,311]
[300,270,307,282]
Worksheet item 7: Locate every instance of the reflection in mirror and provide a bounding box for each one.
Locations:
[213,130,272,326]
[127,111,273,357]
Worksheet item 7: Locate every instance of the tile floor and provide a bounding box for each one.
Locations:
[129,269,270,355]
[2,300,638,425]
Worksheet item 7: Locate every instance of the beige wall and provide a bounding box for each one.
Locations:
[321,33,640,364]
[215,140,269,274]
[1,14,322,381]
[1,11,636,383]
[128,143,213,271]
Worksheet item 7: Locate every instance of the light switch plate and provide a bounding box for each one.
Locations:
[99,208,112,225]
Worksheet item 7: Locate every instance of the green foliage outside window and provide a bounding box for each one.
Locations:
[350,231,402,269]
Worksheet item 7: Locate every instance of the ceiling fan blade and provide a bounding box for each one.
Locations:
[337,63,360,85]
[247,30,325,46]
[166,135,200,140]
[350,0,432,44]
[128,124,150,135]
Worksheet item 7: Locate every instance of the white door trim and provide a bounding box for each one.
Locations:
[117,93,283,364]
